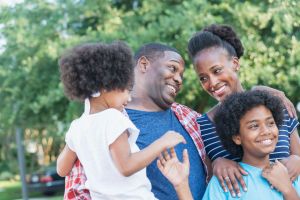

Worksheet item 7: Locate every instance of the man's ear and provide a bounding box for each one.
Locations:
[137,56,150,73]
[232,134,242,145]
[232,57,240,72]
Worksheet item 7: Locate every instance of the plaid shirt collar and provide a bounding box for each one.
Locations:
[64,103,207,200]
[171,103,208,176]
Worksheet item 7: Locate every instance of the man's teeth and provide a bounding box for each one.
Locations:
[167,85,176,93]
[261,139,272,145]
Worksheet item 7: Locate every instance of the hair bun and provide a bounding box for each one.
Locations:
[203,24,244,58]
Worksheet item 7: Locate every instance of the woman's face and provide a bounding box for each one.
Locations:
[194,47,242,102]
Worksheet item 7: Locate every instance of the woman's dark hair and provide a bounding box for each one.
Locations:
[188,24,244,61]
[214,90,284,158]
[59,41,134,101]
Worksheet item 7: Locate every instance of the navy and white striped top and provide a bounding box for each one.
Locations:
[197,110,299,162]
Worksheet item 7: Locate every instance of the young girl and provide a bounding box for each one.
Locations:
[202,90,300,199]
[56,41,190,199]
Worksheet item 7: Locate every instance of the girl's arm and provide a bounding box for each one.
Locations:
[109,130,185,177]
[281,129,300,181]
[57,145,77,177]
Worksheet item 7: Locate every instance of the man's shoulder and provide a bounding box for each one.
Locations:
[171,102,201,117]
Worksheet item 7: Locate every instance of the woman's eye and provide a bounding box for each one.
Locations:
[199,77,207,83]
[214,68,222,74]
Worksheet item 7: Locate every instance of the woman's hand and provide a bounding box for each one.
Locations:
[212,157,248,198]
[280,155,300,181]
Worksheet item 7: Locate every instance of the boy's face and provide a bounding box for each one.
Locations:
[232,105,279,160]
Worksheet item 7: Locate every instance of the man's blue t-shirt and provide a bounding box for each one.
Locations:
[126,108,206,200]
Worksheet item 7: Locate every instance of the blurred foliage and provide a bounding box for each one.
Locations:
[0,0,299,174]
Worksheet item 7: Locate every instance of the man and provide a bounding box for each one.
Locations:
[63,43,210,200]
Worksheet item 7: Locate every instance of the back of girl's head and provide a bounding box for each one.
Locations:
[188,24,244,61]
[134,42,180,64]
[59,41,134,101]
[214,90,284,158]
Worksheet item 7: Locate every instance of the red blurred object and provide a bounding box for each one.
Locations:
[27,166,64,196]
[40,175,53,183]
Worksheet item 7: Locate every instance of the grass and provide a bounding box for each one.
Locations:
[0,180,63,200]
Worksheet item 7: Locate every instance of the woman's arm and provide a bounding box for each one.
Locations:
[109,130,185,177]
[212,157,248,198]
[251,85,297,118]
[281,130,300,181]
[57,145,77,177]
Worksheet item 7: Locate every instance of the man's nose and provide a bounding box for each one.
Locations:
[174,72,183,85]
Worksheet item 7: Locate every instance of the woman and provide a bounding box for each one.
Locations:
[188,24,300,198]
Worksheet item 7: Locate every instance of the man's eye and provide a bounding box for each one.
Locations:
[169,65,176,72]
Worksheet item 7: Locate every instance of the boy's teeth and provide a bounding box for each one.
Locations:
[261,139,272,145]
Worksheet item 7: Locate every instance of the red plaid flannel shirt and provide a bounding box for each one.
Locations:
[64,103,207,200]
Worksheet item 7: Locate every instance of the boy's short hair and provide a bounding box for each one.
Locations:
[59,41,134,101]
[214,90,284,158]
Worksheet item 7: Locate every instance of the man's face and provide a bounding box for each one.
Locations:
[146,51,185,110]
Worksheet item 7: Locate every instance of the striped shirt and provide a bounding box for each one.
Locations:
[197,110,299,162]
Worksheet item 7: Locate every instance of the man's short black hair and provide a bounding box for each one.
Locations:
[134,42,179,63]
[59,41,134,101]
[214,90,284,158]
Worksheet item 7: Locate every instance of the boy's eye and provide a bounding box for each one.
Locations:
[267,120,275,127]
[249,124,258,129]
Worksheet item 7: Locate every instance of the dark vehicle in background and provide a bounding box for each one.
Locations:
[27,165,65,196]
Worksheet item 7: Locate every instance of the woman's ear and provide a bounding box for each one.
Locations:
[232,134,242,145]
[137,56,150,73]
[232,56,240,72]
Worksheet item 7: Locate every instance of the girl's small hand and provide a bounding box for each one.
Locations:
[158,131,186,149]
[212,157,248,198]
[157,148,190,187]
[280,155,300,181]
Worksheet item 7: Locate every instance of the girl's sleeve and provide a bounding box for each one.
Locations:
[105,109,139,145]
